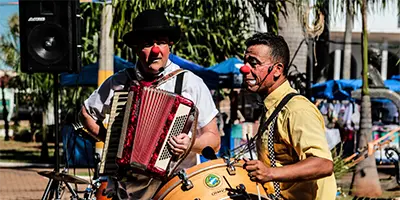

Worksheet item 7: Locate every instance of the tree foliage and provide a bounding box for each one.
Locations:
[80,3,102,66]
[76,0,292,68]
[0,13,53,113]
[0,14,19,70]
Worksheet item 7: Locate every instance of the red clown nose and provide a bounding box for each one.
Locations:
[240,65,251,74]
[151,46,161,55]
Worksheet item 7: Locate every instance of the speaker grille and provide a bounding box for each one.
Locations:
[19,0,81,73]
[28,23,68,65]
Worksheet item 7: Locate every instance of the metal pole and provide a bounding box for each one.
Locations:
[96,1,114,193]
[41,178,53,200]
[1,79,9,141]
[53,73,60,199]
[306,37,314,100]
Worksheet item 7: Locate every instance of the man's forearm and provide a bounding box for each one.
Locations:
[270,157,333,182]
[189,118,220,154]
[191,131,221,154]
[79,106,106,142]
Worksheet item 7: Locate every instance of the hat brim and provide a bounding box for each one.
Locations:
[123,26,181,48]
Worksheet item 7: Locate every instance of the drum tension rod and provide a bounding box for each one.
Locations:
[176,169,193,191]
[227,163,236,175]
[223,156,238,175]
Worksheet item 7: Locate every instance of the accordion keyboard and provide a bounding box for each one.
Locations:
[99,91,133,175]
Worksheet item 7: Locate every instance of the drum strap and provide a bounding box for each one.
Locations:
[257,93,299,199]
[267,116,280,199]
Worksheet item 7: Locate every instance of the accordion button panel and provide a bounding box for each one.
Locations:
[154,104,192,170]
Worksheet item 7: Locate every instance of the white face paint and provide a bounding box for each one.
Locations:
[248,80,257,85]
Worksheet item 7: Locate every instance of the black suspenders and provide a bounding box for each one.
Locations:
[174,72,184,95]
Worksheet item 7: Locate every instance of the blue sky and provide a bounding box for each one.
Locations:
[0,1,18,36]
[0,0,18,70]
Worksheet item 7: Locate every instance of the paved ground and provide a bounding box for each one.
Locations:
[0,167,93,200]
[0,138,97,200]
[2,165,400,200]
[1,168,52,200]
[1,136,400,200]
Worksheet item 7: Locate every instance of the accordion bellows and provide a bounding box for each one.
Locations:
[99,84,197,178]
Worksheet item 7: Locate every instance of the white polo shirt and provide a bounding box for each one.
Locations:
[84,59,219,168]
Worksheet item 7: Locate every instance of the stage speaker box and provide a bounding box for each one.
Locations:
[19,0,81,73]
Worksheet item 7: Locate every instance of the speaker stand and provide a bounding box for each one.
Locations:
[41,73,62,200]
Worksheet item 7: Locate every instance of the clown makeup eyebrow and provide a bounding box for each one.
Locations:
[243,55,263,68]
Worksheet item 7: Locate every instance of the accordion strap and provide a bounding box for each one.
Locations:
[174,73,184,95]
[154,68,187,87]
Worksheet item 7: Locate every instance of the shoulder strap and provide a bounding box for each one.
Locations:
[255,93,300,139]
[154,69,187,87]
[124,68,137,88]
[174,72,185,95]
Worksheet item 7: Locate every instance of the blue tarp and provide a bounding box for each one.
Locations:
[208,57,243,74]
[60,54,219,88]
[392,75,400,81]
[60,55,247,89]
[208,57,244,88]
[60,56,135,86]
[169,54,219,89]
[312,79,400,101]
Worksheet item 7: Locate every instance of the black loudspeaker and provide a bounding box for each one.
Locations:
[19,0,81,73]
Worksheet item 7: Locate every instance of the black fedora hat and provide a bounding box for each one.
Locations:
[123,9,181,48]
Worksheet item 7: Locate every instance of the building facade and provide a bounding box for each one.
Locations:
[329,0,400,80]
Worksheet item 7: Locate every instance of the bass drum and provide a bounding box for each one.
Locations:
[153,159,271,200]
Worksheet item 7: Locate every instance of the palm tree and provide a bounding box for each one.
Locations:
[278,1,308,74]
[348,0,400,197]
[343,0,355,79]
[350,0,382,196]
[277,0,329,96]
[80,3,102,66]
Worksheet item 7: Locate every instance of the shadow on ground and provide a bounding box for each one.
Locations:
[0,149,56,163]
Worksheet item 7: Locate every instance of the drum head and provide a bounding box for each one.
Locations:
[154,159,271,200]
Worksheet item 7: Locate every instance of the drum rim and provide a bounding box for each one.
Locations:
[154,158,244,200]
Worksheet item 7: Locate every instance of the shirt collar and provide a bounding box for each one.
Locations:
[263,80,293,109]
[134,59,176,81]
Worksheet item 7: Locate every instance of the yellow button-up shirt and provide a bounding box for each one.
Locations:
[257,81,336,200]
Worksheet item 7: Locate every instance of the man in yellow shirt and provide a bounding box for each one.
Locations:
[241,32,336,200]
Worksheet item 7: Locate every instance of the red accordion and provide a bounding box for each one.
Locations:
[99,84,197,178]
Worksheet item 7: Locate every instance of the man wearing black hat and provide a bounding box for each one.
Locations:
[79,9,220,199]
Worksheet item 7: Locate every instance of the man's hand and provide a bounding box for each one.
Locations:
[168,133,190,157]
[243,158,273,184]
